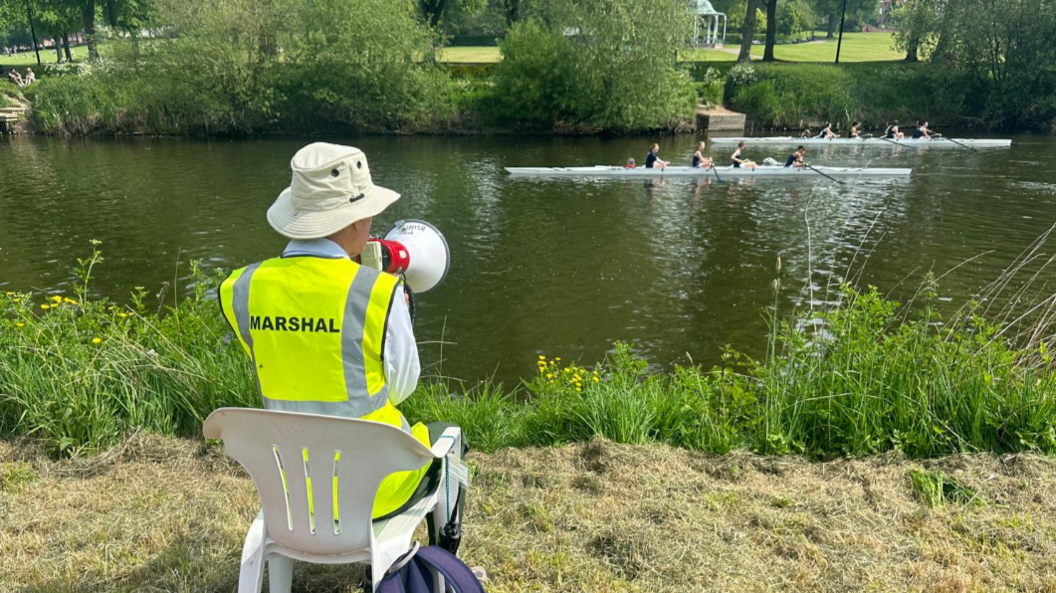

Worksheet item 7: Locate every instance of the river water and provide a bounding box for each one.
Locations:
[1,134,1054,382]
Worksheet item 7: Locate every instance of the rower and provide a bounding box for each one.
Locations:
[884,120,904,140]
[849,121,862,139]
[912,121,931,139]
[645,143,669,170]
[800,128,811,139]
[691,141,713,169]
[784,145,807,168]
[731,141,757,170]
[816,123,836,140]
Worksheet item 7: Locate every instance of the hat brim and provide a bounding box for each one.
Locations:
[267,185,400,240]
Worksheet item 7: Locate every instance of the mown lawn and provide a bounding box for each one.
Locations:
[1,45,89,70]
[440,32,902,64]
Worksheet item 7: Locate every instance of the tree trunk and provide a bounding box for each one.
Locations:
[905,35,919,62]
[737,0,758,63]
[827,13,836,39]
[56,35,63,62]
[763,0,778,61]
[503,0,519,28]
[63,32,73,61]
[419,0,447,28]
[106,0,118,28]
[82,0,99,62]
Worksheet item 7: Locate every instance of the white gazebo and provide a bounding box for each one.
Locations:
[690,0,727,47]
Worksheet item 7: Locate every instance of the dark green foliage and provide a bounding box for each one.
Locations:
[489,0,698,132]
[724,62,969,129]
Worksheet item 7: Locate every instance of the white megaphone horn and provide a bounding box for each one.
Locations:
[361,219,450,294]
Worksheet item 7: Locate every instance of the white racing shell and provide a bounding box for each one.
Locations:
[505,165,912,178]
[707,136,1011,148]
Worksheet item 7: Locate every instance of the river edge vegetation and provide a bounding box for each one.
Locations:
[3,237,1056,461]
[5,0,1056,136]
[5,435,1056,592]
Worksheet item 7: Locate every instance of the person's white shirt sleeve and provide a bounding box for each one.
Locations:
[384,285,420,405]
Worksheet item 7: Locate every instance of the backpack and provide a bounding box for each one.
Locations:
[376,544,486,593]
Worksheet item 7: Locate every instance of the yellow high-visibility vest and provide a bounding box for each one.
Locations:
[219,255,430,518]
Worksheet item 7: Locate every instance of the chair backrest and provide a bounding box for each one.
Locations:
[203,408,434,556]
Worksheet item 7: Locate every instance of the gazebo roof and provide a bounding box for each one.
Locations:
[689,0,723,15]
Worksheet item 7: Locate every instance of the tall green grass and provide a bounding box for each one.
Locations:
[2,243,1055,459]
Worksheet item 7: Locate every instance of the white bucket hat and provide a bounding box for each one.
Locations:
[267,143,400,239]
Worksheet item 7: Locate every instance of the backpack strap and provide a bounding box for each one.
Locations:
[414,546,485,593]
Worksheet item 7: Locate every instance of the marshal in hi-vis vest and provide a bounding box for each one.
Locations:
[219,255,430,518]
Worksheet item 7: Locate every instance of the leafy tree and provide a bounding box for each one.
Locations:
[494,0,696,130]
[891,0,938,62]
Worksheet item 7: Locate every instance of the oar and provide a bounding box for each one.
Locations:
[805,163,845,185]
[878,135,919,149]
[710,164,725,184]
[934,133,977,152]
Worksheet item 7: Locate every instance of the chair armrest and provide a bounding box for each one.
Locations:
[429,427,462,458]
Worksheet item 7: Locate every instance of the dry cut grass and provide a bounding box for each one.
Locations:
[3,435,1056,592]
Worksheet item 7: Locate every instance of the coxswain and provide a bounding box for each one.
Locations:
[645,143,669,169]
[912,121,931,139]
[218,143,472,559]
[731,141,757,170]
[784,145,807,168]
[691,141,713,169]
[816,123,836,140]
[624,157,637,169]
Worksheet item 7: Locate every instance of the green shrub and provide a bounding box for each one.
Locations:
[725,62,970,129]
[490,0,697,132]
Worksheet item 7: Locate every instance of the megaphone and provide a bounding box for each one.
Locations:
[361,219,450,294]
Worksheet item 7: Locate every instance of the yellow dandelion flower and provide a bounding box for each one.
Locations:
[593,376,600,383]
[538,355,546,360]
[51,295,62,302]
[40,304,50,310]
[63,298,77,304]
[546,373,553,379]
[16,322,24,328]
[555,357,562,361]
[4,291,13,296]
[92,338,101,344]
[574,375,582,381]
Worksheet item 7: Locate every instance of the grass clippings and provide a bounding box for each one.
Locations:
[3,435,1056,592]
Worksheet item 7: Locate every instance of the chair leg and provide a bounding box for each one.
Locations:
[238,512,267,593]
[267,555,294,593]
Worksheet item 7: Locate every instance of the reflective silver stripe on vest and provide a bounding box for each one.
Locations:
[341,265,390,417]
[231,262,263,397]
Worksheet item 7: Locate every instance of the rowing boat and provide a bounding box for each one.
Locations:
[505,165,911,178]
[707,136,1011,148]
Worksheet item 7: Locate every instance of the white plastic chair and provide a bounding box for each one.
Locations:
[203,408,462,593]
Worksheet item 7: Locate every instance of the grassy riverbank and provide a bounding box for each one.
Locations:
[3,244,1055,460]
[5,433,1056,591]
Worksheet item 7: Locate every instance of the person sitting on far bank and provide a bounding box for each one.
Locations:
[731,140,757,169]
[23,68,35,86]
[7,68,22,87]
[691,141,713,169]
[816,123,836,139]
[912,121,931,139]
[785,145,807,168]
[644,143,668,169]
[218,143,477,566]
